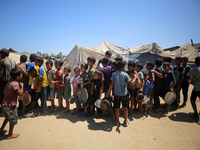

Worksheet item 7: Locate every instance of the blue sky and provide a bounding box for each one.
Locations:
[0,0,200,55]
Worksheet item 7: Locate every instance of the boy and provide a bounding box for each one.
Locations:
[106,60,134,127]
[173,57,184,110]
[163,57,173,71]
[79,63,91,117]
[18,55,29,112]
[57,67,71,113]
[143,71,153,115]
[0,68,23,139]
[150,59,163,113]
[187,57,200,120]
[34,57,49,114]
[126,60,137,114]
[134,63,144,113]
[102,57,114,116]
[51,60,64,110]
[161,62,176,114]
[72,67,81,114]
[145,62,155,113]
[22,68,41,117]
[102,57,112,94]
[90,70,103,117]
[180,57,191,107]
[98,50,112,66]
[46,60,56,112]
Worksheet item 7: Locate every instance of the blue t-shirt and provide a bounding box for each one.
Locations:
[143,80,153,96]
[162,71,175,90]
[111,71,132,96]
[27,62,35,71]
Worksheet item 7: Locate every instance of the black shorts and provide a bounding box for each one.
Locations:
[128,88,135,97]
[2,105,18,125]
[114,95,128,108]
[191,90,200,101]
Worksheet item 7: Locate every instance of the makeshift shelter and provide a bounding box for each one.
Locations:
[129,42,165,66]
[63,41,128,71]
[129,42,199,67]
[161,43,199,62]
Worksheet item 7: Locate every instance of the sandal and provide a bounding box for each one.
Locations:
[122,118,129,127]
[112,117,120,127]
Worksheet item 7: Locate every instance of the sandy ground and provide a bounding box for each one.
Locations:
[1,85,200,150]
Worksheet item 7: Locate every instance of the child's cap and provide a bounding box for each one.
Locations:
[163,62,170,66]
[64,66,71,72]
[128,60,136,67]
[95,70,102,76]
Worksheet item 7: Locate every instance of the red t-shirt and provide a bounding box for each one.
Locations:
[56,69,63,88]
[2,80,20,106]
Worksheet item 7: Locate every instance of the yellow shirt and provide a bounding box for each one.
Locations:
[35,66,49,87]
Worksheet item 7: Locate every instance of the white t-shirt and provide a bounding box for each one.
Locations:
[135,71,144,89]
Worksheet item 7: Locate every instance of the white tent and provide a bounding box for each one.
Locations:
[129,42,199,67]
[129,42,165,66]
[160,43,199,62]
[63,41,128,71]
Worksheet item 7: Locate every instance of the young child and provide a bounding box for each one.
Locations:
[72,67,80,114]
[46,60,56,112]
[161,62,176,114]
[57,67,71,113]
[187,57,200,120]
[143,71,153,115]
[90,70,103,117]
[150,59,163,113]
[102,57,112,94]
[126,60,137,114]
[0,61,5,111]
[134,63,144,113]
[173,57,184,110]
[0,68,23,139]
[163,57,173,71]
[106,60,134,127]
[22,68,42,117]
[145,62,155,113]
[180,57,191,107]
[18,55,29,112]
[34,57,49,114]
[87,57,96,114]
[102,57,114,116]
[51,60,64,110]
[79,63,91,117]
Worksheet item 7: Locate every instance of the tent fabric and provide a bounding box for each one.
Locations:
[160,43,199,62]
[63,41,128,71]
[129,42,163,54]
[129,42,199,67]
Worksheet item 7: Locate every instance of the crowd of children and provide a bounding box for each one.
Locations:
[0,49,200,139]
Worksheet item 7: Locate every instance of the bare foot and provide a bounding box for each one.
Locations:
[7,134,20,140]
[0,129,7,135]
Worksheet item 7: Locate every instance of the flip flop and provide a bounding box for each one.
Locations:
[123,118,129,127]
[112,117,120,127]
